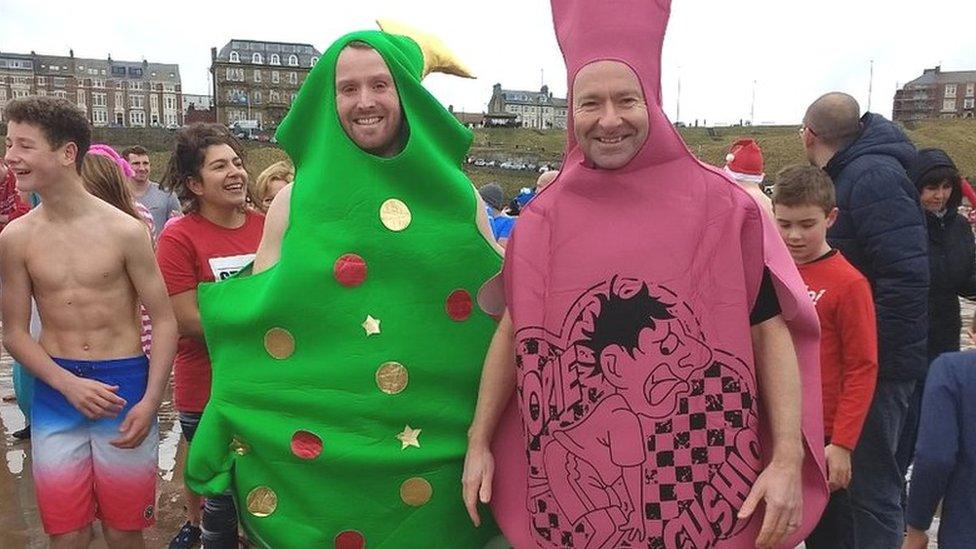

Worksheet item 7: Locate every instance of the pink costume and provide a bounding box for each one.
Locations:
[489,1,828,547]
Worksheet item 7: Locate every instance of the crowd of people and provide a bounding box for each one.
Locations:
[2,3,975,549]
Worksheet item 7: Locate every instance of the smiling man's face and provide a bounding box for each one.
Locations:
[335,45,404,157]
[572,60,649,170]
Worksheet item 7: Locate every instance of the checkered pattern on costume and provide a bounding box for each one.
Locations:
[526,359,759,548]
[641,361,758,540]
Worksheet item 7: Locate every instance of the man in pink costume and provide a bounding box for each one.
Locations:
[463,1,828,547]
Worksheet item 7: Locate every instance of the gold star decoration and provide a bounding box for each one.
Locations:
[396,425,422,450]
[362,315,381,336]
[376,19,475,79]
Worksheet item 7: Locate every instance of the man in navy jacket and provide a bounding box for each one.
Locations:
[801,92,928,549]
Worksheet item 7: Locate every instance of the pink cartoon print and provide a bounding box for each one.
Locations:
[516,277,762,548]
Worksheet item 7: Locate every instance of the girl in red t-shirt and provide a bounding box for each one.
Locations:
[155,124,265,548]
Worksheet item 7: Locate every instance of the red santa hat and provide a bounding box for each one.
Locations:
[723,138,765,184]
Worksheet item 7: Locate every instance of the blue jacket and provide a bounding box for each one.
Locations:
[906,351,976,548]
[825,113,929,381]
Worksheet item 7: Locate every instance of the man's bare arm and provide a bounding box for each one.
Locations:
[111,223,179,448]
[123,223,178,406]
[253,183,292,274]
[463,310,517,525]
[739,314,803,548]
[0,225,125,418]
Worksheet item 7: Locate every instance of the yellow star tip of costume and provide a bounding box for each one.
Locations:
[376,18,475,79]
[396,425,422,450]
[362,315,381,336]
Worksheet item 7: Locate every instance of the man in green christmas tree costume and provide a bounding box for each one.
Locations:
[185,22,504,548]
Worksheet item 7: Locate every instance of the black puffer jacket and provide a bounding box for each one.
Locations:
[911,149,976,361]
[825,113,929,381]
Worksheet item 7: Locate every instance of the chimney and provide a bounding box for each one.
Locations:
[69,49,74,58]
[108,53,112,62]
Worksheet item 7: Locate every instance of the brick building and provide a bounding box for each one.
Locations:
[211,39,322,130]
[0,49,183,128]
[893,66,976,121]
[487,83,567,129]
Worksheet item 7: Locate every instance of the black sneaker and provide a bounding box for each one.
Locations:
[169,521,202,549]
[11,425,30,440]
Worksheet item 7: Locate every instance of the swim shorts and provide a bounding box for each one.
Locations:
[31,355,158,535]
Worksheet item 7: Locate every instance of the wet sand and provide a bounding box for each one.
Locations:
[2,302,972,548]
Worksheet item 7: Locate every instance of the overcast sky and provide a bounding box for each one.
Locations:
[2,0,973,125]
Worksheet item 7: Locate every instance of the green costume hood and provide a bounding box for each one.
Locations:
[187,29,502,548]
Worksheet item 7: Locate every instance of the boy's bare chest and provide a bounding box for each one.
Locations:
[25,224,127,292]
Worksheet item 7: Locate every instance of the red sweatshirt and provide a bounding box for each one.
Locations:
[0,169,30,232]
[797,250,878,450]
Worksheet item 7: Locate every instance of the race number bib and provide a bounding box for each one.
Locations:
[209,254,256,282]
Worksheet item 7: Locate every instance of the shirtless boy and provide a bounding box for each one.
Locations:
[1,97,177,548]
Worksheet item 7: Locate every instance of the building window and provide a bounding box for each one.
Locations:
[967,84,975,97]
[54,77,66,87]
[288,54,298,67]
[252,52,263,64]
[111,66,126,76]
[36,89,48,97]
[163,83,175,92]
[252,91,262,104]
[943,99,956,111]
[165,96,176,110]
[270,54,280,65]
[150,95,159,111]
[92,92,106,107]
[230,51,240,63]
[115,92,124,107]
[130,95,144,109]
[945,84,957,98]
[129,81,143,91]
[151,114,160,126]
[290,92,297,104]
[165,113,178,127]
[115,81,125,89]
[54,90,67,99]
[311,57,318,66]
[77,90,86,105]
[272,71,279,84]
[91,78,104,88]
[92,109,107,125]
[129,110,145,126]
[289,72,298,84]
[36,76,46,85]
[253,70,262,83]
[965,98,975,110]
[270,90,280,103]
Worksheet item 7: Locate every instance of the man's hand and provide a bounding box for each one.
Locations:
[902,526,928,549]
[110,399,157,449]
[462,443,495,527]
[62,376,126,419]
[738,459,802,549]
[825,444,852,492]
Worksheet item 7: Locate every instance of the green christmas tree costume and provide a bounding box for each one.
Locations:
[186,28,503,548]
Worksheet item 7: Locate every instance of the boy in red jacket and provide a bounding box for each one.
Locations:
[773,165,878,548]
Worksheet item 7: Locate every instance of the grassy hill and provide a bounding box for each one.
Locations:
[137,119,976,201]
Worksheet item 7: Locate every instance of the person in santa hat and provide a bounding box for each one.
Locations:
[724,138,773,217]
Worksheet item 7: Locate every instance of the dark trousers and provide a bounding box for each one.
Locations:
[896,380,925,477]
[806,489,856,549]
[846,379,915,549]
[179,412,240,549]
